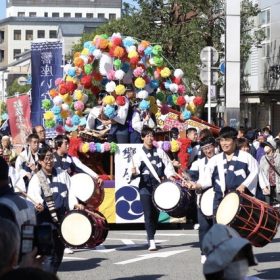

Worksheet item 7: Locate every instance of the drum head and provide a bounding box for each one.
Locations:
[200,188,215,217]
[61,211,92,247]
[216,192,240,225]
[153,181,181,210]
[70,173,95,202]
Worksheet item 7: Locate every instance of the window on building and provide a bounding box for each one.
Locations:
[260,9,270,25]
[13,49,21,59]
[44,12,48,17]
[52,12,59,18]
[0,50,4,62]
[86,13,93,18]
[64,13,71,18]
[75,13,82,18]
[262,26,271,41]
[37,30,45,38]
[109,13,116,20]
[25,30,33,40]
[0,31,4,44]
[14,30,21,40]
[18,12,25,17]
[97,13,105,19]
[49,30,57,38]
[261,43,270,58]
[29,12,36,17]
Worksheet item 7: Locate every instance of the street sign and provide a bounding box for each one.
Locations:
[199,69,219,85]
[219,62,225,75]
[200,46,219,65]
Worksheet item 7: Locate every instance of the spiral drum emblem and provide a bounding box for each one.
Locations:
[115,186,143,220]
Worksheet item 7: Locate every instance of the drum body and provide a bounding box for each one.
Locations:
[152,181,190,218]
[199,187,215,218]
[60,210,108,249]
[70,173,104,209]
[216,192,280,247]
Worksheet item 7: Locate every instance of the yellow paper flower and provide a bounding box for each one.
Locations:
[74,90,83,101]
[134,77,146,89]
[160,67,171,78]
[81,48,89,56]
[60,110,69,119]
[44,111,54,121]
[81,143,90,153]
[171,139,180,153]
[128,50,139,59]
[75,110,83,117]
[115,84,126,96]
[187,102,197,114]
[103,95,115,105]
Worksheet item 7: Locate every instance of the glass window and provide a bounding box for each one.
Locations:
[29,12,36,17]
[109,13,116,20]
[44,12,48,17]
[0,31,4,44]
[13,49,21,59]
[86,13,93,18]
[261,43,270,58]
[260,9,270,25]
[49,30,57,38]
[75,13,82,18]
[25,30,33,40]
[52,12,59,17]
[18,12,25,17]
[64,13,71,18]
[37,30,45,38]
[14,30,21,40]
[98,13,105,19]
[0,50,4,62]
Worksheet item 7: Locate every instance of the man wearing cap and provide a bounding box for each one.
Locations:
[189,126,259,215]
[188,136,217,263]
[259,138,280,206]
[202,224,260,280]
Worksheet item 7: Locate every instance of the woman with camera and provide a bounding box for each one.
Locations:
[27,146,83,274]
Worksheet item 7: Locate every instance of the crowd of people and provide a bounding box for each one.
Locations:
[0,120,280,279]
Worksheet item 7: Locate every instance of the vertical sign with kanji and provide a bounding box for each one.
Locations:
[31,41,62,126]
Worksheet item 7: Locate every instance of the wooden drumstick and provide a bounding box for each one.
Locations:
[84,208,106,221]
[14,185,38,206]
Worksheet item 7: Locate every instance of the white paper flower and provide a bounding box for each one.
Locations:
[174,69,184,78]
[105,81,116,93]
[137,90,149,99]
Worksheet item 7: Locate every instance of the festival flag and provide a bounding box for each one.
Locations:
[6,95,32,150]
[31,41,63,127]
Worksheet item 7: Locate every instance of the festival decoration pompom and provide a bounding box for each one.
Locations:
[193,96,204,106]
[153,56,164,67]
[49,89,58,98]
[115,69,125,80]
[162,141,171,152]
[114,59,122,70]
[104,105,117,119]
[160,67,171,78]
[56,125,65,135]
[116,96,126,106]
[115,84,126,96]
[75,110,83,117]
[74,90,83,101]
[95,143,102,153]
[136,90,148,99]
[80,75,92,89]
[65,117,72,126]
[171,139,180,153]
[45,119,56,128]
[58,83,68,95]
[51,105,61,115]
[103,142,111,152]
[187,102,197,114]
[152,45,163,56]
[156,91,165,102]
[105,81,116,93]
[89,142,96,153]
[113,46,125,58]
[74,57,84,68]
[63,64,71,75]
[61,103,70,111]
[84,64,93,75]
[110,142,118,153]
[44,111,54,121]
[62,94,73,105]
[178,84,186,94]
[81,143,90,153]
[130,57,140,65]
[176,96,186,106]
[111,35,122,46]
[139,100,150,111]
[150,79,159,89]
[60,110,69,119]
[133,67,144,78]
[181,109,192,120]
[107,69,116,81]
[103,95,115,105]
[167,95,174,105]
[169,83,179,93]
[134,77,146,89]
[42,99,52,110]
[93,49,102,59]
[160,104,170,115]
[174,69,184,79]
[72,115,81,125]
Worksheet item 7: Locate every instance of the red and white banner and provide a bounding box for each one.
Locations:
[6,95,32,150]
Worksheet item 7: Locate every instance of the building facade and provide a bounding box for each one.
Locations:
[242,0,280,135]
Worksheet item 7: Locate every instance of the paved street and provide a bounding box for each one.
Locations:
[58,226,280,280]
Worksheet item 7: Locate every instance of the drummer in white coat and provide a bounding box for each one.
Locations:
[188,126,259,218]
[188,136,217,264]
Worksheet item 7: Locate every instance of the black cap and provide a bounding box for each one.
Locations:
[0,156,9,181]
[218,126,238,139]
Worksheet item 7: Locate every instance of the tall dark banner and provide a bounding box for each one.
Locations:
[31,41,63,126]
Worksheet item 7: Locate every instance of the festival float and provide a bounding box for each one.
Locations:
[42,33,219,224]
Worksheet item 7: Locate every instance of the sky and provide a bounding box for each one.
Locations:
[0,0,136,20]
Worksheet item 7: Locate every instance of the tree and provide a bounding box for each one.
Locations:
[7,78,31,97]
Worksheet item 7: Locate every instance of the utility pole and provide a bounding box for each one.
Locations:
[225,1,241,128]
